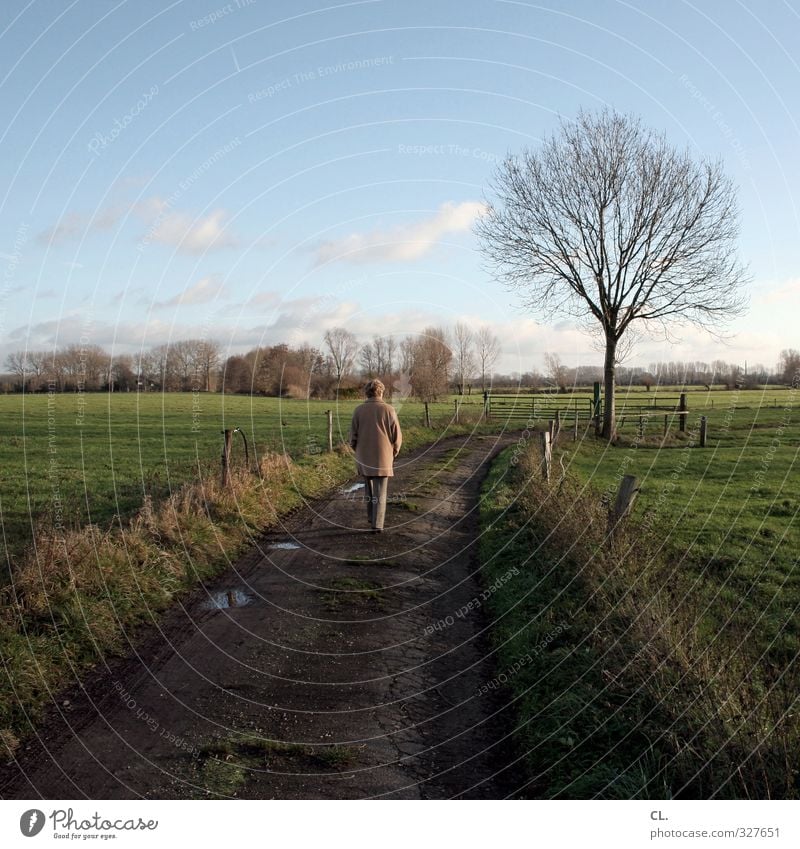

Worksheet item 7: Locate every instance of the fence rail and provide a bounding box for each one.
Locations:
[484,394,685,420]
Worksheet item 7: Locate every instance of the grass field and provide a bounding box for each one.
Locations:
[0,384,791,568]
[0,391,484,572]
[0,382,796,786]
[478,385,799,797]
[561,389,800,670]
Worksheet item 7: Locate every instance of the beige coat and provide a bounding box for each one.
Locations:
[349,397,402,477]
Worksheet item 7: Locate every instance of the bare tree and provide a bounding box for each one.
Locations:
[399,336,416,375]
[476,107,749,439]
[140,344,173,391]
[169,340,197,391]
[253,344,289,395]
[451,322,475,395]
[4,351,27,388]
[194,339,221,392]
[410,326,452,402]
[475,327,500,392]
[373,335,395,380]
[381,335,397,397]
[639,372,656,392]
[360,335,397,392]
[55,343,106,390]
[109,354,136,391]
[359,339,378,377]
[25,350,50,391]
[323,327,359,389]
[220,355,251,394]
[286,343,324,399]
[779,349,800,387]
[544,351,570,393]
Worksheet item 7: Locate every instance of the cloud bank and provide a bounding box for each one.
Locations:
[314,201,486,266]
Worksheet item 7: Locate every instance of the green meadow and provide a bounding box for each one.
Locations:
[478,386,799,797]
[0,386,794,575]
[0,382,797,788]
[560,388,800,665]
[0,391,483,574]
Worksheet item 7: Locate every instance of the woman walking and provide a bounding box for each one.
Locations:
[348,379,402,533]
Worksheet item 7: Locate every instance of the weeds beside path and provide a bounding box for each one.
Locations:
[478,443,800,799]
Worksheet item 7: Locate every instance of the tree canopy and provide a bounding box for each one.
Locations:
[476,107,749,438]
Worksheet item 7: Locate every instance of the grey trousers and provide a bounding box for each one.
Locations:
[363,476,388,529]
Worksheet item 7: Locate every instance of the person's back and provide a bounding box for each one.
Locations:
[348,380,402,531]
[351,397,401,477]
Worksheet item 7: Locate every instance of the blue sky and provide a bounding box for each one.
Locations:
[1,0,798,375]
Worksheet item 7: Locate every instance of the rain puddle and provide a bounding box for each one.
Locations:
[269,541,302,551]
[341,482,365,493]
[202,588,253,610]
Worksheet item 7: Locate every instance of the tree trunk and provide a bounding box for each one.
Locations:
[602,333,617,440]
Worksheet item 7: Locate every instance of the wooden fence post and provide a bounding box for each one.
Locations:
[609,474,640,533]
[554,409,561,442]
[483,393,490,422]
[700,415,707,448]
[663,414,668,438]
[424,402,431,427]
[679,392,687,432]
[326,409,333,452]
[540,430,552,482]
[573,411,579,441]
[221,428,232,488]
[454,399,460,424]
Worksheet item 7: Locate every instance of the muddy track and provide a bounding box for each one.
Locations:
[1,432,522,800]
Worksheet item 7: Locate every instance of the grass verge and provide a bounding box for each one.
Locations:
[478,442,799,799]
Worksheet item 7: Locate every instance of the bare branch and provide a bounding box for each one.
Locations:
[475,106,750,439]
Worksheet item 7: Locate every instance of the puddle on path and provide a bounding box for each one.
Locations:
[341,482,365,493]
[269,541,302,550]
[202,588,253,610]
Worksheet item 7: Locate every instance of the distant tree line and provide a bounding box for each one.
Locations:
[219,324,501,400]
[3,337,795,398]
[479,351,797,393]
[1,323,503,400]
[3,339,222,394]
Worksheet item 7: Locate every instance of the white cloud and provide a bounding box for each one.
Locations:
[145,207,236,254]
[5,296,788,376]
[155,276,226,308]
[36,206,126,246]
[246,291,281,307]
[759,278,800,305]
[37,212,86,246]
[314,201,487,266]
[36,197,238,255]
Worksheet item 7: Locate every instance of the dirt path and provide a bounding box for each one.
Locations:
[1,433,521,800]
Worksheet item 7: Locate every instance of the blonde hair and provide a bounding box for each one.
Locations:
[365,379,385,398]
